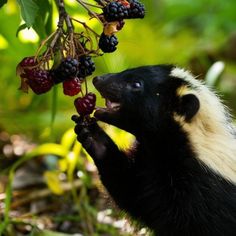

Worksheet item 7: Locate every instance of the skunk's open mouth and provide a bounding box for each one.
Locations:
[95,96,121,114]
[93,76,122,115]
[105,99,121,111]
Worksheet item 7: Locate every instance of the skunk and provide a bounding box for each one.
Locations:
[73,65,236,236]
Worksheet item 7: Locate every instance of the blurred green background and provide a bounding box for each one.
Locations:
[0,0,236,235]
[1,0,236,140]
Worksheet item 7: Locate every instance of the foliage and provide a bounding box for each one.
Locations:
[0,0,236,235]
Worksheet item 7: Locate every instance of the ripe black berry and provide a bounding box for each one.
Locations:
[127,0,145,19]
[103,1,129,22]
[99,33,118,53]
[52,57,79,83]
[78,56,96,78]
[26,69,54,94]
[63,77,81,96]
[74,93,96,116]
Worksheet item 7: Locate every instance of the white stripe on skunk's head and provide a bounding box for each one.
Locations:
[171,67,236,183]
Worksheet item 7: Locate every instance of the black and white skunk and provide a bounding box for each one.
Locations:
[73,65,236,236]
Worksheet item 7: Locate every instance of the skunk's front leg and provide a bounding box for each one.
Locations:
[72,115,134,204]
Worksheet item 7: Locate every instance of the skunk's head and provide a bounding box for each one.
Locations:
[94,64,236,184]
[93,65,200,134]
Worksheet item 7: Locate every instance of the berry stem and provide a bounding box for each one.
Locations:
[74,33,87,56]
[35,31,58,59]
[56,0,74,33]
[84,76,88,95]
[65,15,74,33]
[67,32,76,57]
[56,0,66,24]
[71,18,100,37]
[49,29,62,49]
[75,0,103,24]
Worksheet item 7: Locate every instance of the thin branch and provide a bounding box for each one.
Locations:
[71,17,100,37]
[75,0,103,24]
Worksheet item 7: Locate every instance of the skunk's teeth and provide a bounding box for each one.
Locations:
[105,99,121,110]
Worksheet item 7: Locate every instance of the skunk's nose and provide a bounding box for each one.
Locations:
[93,76,105,86]
[92,76,99,85]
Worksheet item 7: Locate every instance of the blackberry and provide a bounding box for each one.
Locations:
[128,0,145,19]
[26,69,54,94]
[78,56,96,78]
[18,56,38,78]
[63,77,81,96]
[52,57,79,83]
[103,1,129,22]
[74,93,96,116]
[99,33,118,53]
[19,56,37,68]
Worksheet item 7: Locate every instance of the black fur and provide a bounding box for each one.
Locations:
[74,65,236,236]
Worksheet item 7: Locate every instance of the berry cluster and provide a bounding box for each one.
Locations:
[103,2,129,22]
[52,57,79,84]
[18,55,95,97]
[103,0,144,22]
[17,0,145,120]
[18,57,53,94]
[99,0,145,53]
[99,33,119,53]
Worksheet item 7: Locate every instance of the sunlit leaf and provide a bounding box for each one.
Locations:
[58,159,68,172]
[61,128,77,151]
[105,126,135,150]
[44,171,64,195]
[44,0,53,35]
[32,0,51,39]
[16,0,39,27]
[82,147,94,164]
[16,23,28,37]
[33,15,47,39]
[66,152,78,182]
[30,143,68,157]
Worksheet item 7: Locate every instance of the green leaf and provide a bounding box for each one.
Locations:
[61,128,77,150]
[33,15,47,39]
[32,0,50,38]
[44,171,64,195]
[37,0,50,17]
[16,0,39,27]
[0,0,7,8]
[16,23,28,37]
[45,0,53,35]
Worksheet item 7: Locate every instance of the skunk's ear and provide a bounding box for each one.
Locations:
[177,94,200,122]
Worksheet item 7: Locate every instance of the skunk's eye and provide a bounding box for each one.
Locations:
[131,81,142,89]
